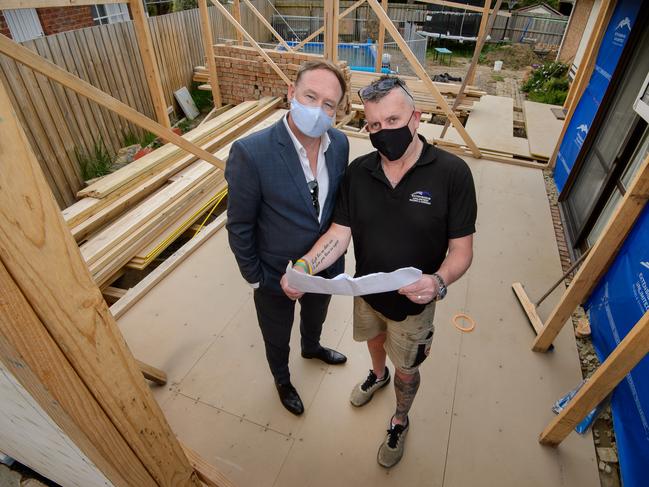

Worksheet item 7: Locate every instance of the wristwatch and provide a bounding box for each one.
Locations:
[431,273,447,301]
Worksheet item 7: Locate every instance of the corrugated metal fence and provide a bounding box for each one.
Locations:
[0,4,270,208]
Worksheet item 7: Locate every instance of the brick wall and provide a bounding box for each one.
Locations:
[0,12,10,38]
[558,0,595,64]
[211,44,352,116]
[37,6,95,36]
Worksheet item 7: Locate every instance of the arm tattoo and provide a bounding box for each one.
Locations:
[394,371,421,422]
[310,238,339,274]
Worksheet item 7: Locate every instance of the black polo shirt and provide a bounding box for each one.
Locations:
[333,135,477,321]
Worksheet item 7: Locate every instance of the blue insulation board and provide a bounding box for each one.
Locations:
[553,0,642,191]
[585,204,649,487]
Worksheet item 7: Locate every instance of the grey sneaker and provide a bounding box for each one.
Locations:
[377,416,409,468]
[349,367,390,407]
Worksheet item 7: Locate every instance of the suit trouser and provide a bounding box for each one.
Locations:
[253,288,332,384]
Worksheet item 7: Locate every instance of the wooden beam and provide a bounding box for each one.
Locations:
[242,0,291,51]
[208,0,291,85]
[232,0,244,45]
[512,282,544,335]
[549,0,615,170]
[540,310,649,445]
[293,0,366,52]
[0,34,226,171]
[0,261,156,487]
[129,0,171,128]
[323,0,339,62]
[415,0,510,17]
[181,443,236,487]
[136,359,168,386]
[0,0,123,7]
[365,0,482,157]
[0,79,200,486]
[468,0,491,85]
[199,0,222,107]
[441,0,502,138]
[375,0,387,73]
[532,152,649,352]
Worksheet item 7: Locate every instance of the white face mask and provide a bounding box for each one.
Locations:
[289,98,334,138]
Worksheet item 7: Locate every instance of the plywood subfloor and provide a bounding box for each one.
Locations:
[117,156,598,487]
[524,101,565,160]
[418,95,533,159]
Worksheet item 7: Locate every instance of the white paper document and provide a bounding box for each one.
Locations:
[285,262,422,296]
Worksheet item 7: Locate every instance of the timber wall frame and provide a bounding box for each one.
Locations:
[0,1,547,482]
[201,0,483,157]
[512,0,649,444]
[0,1,237,485]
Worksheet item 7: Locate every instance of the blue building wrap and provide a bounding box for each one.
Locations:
[553,0,642,191]
[585,204,649,487]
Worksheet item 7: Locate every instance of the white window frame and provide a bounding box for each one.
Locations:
[92,4,130,25]
[633,70,649,123]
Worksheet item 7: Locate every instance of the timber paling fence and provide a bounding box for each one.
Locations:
[0,4,270,207]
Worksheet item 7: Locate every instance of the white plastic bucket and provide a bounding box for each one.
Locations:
[494,60,503,71]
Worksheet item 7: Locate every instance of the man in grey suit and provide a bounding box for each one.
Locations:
[225,60,349,415]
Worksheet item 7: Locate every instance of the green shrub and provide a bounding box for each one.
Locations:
[121,128,157,148]
[522,61,569,105]
[76,138,112,181]
[191,82,213,112]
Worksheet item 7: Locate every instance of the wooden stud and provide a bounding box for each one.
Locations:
[129,0,171,128]
[136,359,168,386]
[242,0,292,51]
[512,282,545,335]
[0,34,226,171]
[415,0,510,17]
[441,0,502,138]
[365,0,482,157]
[468,0,492,85]
[540,310,649,445]
[533,152,649,352]
[181,443,236,487]
[208,0,292,86]
[0,261,156,487]
[549,0,615,170]
[199,0,223,107]
[103,286,127,305]
[0,79,201,486]
[375,0,387,73]
[232,0,244,45]
[293,0,367,52]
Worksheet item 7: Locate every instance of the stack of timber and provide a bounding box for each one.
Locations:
[62,97,283,287]
[350,71,486,117]
[193,43,353,115]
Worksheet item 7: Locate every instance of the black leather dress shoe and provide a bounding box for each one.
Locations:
[301,346,347,365]
[275,382,304,415]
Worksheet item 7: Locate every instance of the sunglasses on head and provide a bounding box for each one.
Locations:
[358,77,414,102]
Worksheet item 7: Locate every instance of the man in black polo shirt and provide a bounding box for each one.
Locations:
[280,75,476,467]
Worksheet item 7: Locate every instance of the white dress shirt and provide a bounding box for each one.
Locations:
[283,114,330,223]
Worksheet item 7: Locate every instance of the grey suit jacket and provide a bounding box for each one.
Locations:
[225,119,349,294]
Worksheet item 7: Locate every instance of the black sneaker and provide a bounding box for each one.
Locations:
[377,416,409,468]
[349,367,390,407]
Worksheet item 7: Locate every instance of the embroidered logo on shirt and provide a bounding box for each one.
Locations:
[409,191,432,205]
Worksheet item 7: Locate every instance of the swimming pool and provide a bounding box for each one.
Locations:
[283,41,390,73]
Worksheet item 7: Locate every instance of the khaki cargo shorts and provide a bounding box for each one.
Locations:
[353,297,436,373]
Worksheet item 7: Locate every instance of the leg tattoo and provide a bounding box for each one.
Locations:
[394,370,420,423]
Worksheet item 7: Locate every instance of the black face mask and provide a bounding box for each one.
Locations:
[369,111,415,162]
